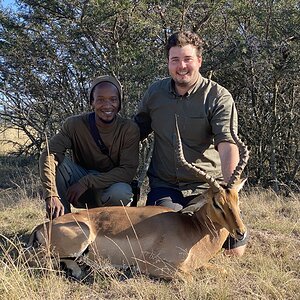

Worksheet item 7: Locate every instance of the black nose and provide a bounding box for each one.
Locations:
[235,230,246,241]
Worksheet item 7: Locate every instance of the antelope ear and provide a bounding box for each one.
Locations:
[234,178,247,192]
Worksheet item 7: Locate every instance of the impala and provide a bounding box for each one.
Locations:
[26,114,249,280]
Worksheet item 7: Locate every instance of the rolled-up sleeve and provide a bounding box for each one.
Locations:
[210,88,238,147]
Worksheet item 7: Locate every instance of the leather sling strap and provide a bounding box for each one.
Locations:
[88,112,116,167]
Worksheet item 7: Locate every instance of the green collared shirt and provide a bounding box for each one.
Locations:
[135,74,237,196]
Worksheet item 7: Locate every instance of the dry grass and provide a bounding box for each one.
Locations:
[0,127,28,155]
[0,157,299,300]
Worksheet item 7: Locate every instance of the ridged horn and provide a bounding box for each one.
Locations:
[227,105,250,188]
[174,115,223,193]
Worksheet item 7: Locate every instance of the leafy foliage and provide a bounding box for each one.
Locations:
[0,0,299,191]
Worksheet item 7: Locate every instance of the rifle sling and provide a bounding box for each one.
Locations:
[88,112,116,167]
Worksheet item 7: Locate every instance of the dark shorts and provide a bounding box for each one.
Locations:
[147,187,248,250]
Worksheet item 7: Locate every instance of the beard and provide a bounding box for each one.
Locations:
[173,71,199,88]
[174,78,190,86]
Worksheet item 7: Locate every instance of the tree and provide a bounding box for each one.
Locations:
[0,0,299,191]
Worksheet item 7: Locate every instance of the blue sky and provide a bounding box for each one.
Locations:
[2,0,16,8]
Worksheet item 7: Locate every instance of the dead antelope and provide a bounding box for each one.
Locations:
[26,115,249,280]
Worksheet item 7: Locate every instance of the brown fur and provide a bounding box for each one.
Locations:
[27,181,246,280]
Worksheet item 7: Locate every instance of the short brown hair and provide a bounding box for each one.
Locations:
[165,31,204,58]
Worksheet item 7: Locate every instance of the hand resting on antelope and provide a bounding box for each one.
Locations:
[26,116,249,280]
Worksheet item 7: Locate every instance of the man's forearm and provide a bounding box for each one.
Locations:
[218,142,239,183]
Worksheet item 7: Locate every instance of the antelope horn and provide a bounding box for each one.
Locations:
[174,115,223,193]
[227,105,250,188]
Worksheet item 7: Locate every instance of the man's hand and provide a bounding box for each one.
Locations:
[45,196,64,219]
[67,182,87,207]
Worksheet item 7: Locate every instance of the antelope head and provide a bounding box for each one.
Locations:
[175,109,249,241]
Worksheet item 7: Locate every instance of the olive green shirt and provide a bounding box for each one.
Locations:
[40,113,140,199]
[135,74,238,196]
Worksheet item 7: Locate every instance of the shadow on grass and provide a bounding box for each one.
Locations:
[0,232,31,258]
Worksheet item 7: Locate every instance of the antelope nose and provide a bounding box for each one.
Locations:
[235,229,247,241]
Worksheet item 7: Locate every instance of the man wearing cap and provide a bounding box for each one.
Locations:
[39,75,140,219]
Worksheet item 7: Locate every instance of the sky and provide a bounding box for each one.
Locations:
[2,0,16,9]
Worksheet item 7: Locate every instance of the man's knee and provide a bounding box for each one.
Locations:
[152,197,183,211]
[223,244,247,257]
[56,158,72,187]
[222,231,249,257]
[146,187,184,211]
[101,182,133,206]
